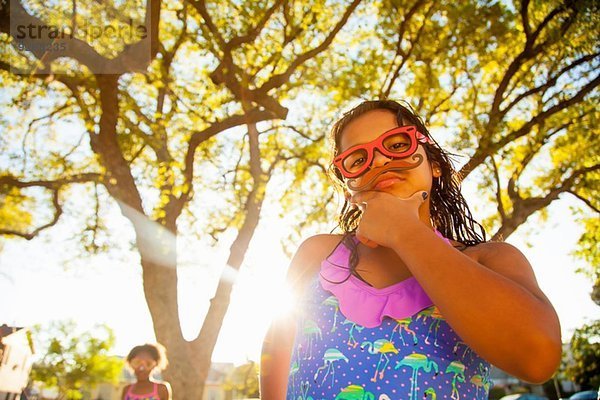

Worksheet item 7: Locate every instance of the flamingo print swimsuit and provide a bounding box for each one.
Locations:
[286,233,491,399]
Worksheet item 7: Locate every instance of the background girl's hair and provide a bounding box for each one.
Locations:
[126,342,169,370]
[327,99,487,250]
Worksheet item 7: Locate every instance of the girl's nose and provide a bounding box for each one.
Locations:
[371,150,391,168]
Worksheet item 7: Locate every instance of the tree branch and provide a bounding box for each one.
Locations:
[170,108,280,224]
[460,73,600,178]
[553,164,600,196]
[501,52,600,117]
[519,0,531,39]
[490,156,506,220]
[490,163,597,241]
[258,0,362,94]
[381,0,430,98]
[0,173,102,189]
[0,173,100,240]
[1,0,161,73]
[224,0,286,51]
[489,2,574,121]
[183,109,279,185]
[495,73,600,150]
[188,0,226,50]
[259,124,325,142]
[567,190,600,214]
[0,188,62,240]
[528,1,570,46]
[0,0,107,71]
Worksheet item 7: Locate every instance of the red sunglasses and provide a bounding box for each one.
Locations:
[333,125,432,178]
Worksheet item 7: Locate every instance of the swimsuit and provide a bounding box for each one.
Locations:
[124,383,161,400]
[286,234,492,399]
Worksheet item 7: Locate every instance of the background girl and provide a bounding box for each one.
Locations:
[260,100,561,399]
[122,343,171,400]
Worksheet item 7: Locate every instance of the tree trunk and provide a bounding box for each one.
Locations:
[139,250,208,398]
[458,148,489,181]
[178,121,265,399]
[491,196,556,241]
[491,219,521,241]
[133,185,264,399]
[134,214,207,399]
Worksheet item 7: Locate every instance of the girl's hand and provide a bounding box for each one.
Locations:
[351,190,428,248]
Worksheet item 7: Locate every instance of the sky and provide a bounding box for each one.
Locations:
[0,186,598,366]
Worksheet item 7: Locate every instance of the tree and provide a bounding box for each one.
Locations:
[0,0,361,397]
[1,1,597,398]
[573,216,600,305]
[222,361,259,399]
[564,320,600,390]
[30,320,123,400]
[0,186,33,255]
[360,0,599,242]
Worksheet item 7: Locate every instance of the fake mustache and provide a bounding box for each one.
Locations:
[346,154,424,192]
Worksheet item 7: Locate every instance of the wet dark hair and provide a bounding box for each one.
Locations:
[326,100,486,282]
[126,343,168,371]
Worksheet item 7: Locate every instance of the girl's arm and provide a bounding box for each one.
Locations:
[259,235,337,399]
[260,317,297,399]
[158,382,171,400]
[393,225,561,383]
[121,385,130,400]
[353,191,562,383]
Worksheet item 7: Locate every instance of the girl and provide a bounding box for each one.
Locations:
[121,343,172,400]
[260,100,561,399]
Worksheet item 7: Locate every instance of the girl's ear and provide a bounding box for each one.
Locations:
[432,161,442,178]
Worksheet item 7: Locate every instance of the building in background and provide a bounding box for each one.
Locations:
[0,325,34,400]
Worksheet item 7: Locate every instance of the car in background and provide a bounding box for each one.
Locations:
[569,390,599,400]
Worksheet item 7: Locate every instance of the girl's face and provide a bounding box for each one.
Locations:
[339,109,440,198]
[129,351,157,380]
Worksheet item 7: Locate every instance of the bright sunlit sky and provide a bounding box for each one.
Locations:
[0,172,598,366]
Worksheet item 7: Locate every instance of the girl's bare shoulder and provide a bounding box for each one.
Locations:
[157,382,171,400]
[120,384,132,400]
[461,240,525,261]
[462,241,537,279]
[286,234,345,288]
[298,234,346,258]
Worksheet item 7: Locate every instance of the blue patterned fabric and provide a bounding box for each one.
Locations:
[286,244,492,399]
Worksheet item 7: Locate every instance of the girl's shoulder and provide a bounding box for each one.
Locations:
[462,240,535,275]
[121,384,132,399]
[156,382,171,398]
[285,234,345,290]
[461,240,524,261]
[464,240,550,301]
[299,233,345,254]
[297,234,346,265]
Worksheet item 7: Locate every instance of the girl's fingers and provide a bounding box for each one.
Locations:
[352,191,426,249]
[407,190,428,204]
[350,191,377,206]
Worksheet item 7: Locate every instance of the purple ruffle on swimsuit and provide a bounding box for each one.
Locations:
[320,236,435,329]
[286,233,492,400]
